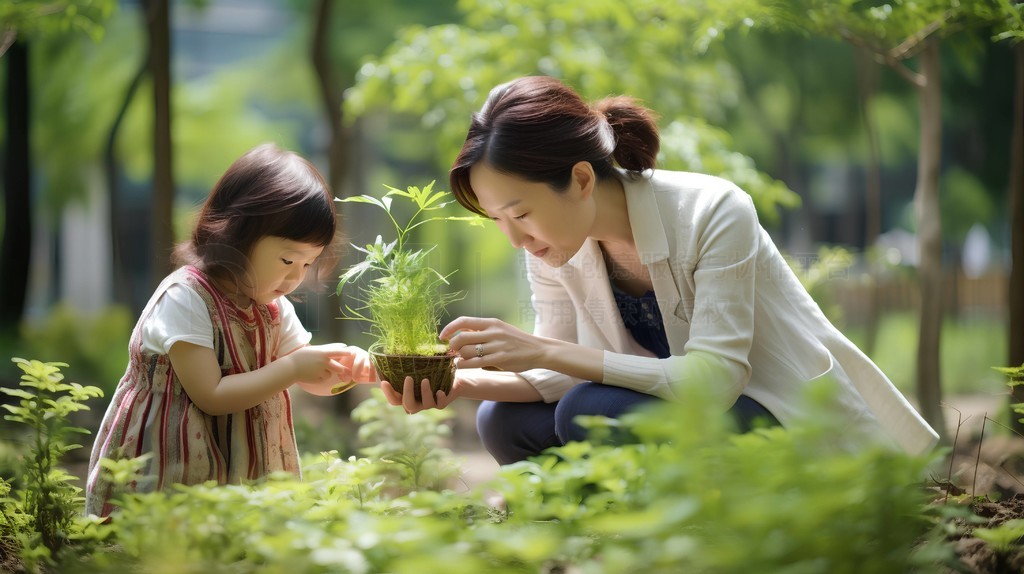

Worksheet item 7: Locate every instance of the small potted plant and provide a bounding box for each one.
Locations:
[336,182,481,401]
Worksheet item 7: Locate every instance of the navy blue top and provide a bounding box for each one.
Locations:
[610,283,671,359]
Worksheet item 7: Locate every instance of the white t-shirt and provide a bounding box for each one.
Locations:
[140,282,312,356]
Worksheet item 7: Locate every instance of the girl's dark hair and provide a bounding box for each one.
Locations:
[173,143,339,284]
[449,76,660,216]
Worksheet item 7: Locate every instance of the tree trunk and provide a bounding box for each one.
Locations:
[914,39,945,437]
[0,40,31,338]
[147,0,175,284]
[856,46,883,356]
[312,0,348,195]
[1009,41,1024,432]
[311,0,355,418]
[105,38,151,310]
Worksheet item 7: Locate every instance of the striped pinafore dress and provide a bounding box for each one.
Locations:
[85,266,300,517]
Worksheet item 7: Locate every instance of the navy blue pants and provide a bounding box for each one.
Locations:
[476,382,779,465]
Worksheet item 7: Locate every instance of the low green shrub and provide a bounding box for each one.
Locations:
[1,356,948,573]
[0,358,104,570]
[491,381,943,573]
[996,363,1024,424]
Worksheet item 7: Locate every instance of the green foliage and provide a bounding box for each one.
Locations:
[31,7,140,218]
[0,358,103,566]
[351,390,461,493]
[491,382,940,573]
[17,303,131,395]
[787,245,855,326]
[941,166,995,243]
[790,0,1023,45]
[995,364,1024,385]
[0,477,31,567]
[995,363,1024,424]
[659,119,799,226]
[336,182,482,355]
[346,0,799,225]
[29,5,305,217]
[0,0,115,44]
[51,376,943,573]
[974,519,1024,555]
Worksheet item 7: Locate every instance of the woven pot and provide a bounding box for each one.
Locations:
[370,350,456,402]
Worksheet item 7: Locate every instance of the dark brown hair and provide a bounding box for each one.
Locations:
[449,76,660,216]
[173,143,339,285]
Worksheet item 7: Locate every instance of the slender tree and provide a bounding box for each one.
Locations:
[311,0,349,195]
[0,41,31,339]
[1010,38,1024,431]
[0,1,114,337]
[854,46,884,356]
[146,0,174,282]
[104,33,150,307]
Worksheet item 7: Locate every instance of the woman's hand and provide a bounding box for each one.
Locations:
[440,317,548,373]
[379,376,461,414]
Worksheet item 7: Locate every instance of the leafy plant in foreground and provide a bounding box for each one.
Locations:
[995,363,1024,424]
[351,390,462,493]
[1,358,103,566]
[974,519,1024,557]
[491,380,943,573]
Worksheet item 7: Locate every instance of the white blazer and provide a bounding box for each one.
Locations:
[517,169,939,455]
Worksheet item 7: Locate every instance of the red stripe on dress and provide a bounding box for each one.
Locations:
[117,383,141,453]
[255,306,267,366]
[246,412,258,479]
[86,383,137,496]
[188,268,246,371]
[180,392,190,483]
[135,392,154,458]
[283,390,295,468]
[209,425,223,482]
[156,365,173,490]
[185,267,233,482]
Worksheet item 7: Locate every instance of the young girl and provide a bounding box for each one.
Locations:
[85,144,374,516]
[381,76,939,464]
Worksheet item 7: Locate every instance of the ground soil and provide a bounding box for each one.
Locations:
[931,395,1024,573]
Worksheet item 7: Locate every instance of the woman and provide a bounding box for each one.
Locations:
[382,76,939,465]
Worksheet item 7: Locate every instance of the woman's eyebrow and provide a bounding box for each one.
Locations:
[482,199,522,217]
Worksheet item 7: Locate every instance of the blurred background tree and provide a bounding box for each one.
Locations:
[1,0,115,341]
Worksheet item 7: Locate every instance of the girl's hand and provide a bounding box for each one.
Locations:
[291,344,374,397]
[440,317,547,373]
[332,347,378,384]
[380,376,461,414]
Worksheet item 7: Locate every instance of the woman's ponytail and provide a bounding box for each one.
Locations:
[593,96,660,173]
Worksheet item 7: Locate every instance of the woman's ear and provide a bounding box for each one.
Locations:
[570,161,597,200]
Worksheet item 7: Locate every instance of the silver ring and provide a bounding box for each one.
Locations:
[475,343,484,358]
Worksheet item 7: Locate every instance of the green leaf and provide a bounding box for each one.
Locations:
[337,195,389,211]
[0,389,36,400]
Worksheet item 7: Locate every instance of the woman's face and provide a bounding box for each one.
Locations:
[469,162,595,267]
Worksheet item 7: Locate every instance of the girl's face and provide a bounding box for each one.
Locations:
[241,237,324,305]
[469,162,595,267]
